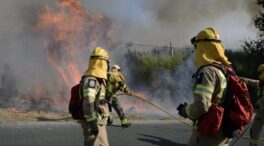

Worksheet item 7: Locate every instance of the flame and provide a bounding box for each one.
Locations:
[12,0,156,114]
[36,0,116,89]
[11,108,20,113]
[13,0,118,112]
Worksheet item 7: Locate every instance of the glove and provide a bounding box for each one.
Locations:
[176,102,188,118]
[89,121,99,139]
[127,90,133,96]
[124,88,132,96]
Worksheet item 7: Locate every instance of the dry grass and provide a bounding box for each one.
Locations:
[0,108,72,123]
[0,108,178,124]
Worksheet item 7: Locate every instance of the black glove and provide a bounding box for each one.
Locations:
[176,102,188,118]
[90,121,99,137]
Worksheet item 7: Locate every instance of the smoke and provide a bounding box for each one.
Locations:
[0,0,55,93]
[83,0,258,49]
[0,0,118,112]
[117,51,196,114]
[0,0,260,113]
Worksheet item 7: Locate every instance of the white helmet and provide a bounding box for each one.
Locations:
[112,64,121,70]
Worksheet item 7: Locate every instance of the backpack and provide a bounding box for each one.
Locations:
[68,83,84,120]
[197,63,253,138]
[216,64,254,138]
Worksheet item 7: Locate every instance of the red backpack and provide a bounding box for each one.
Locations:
[68,83,84,120]
[197,64,253,138]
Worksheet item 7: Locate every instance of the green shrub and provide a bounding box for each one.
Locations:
[125,49,190,86]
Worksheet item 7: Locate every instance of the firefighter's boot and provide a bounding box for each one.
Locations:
[121,119,132,127]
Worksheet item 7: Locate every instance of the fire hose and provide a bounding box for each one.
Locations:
[116,92,264,145]
[115,92,192,127]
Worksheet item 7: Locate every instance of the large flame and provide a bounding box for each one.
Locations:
[9,0,160,114]
[36,0,116,89]
[10,0,117,112]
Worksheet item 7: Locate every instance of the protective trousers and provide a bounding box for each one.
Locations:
[187,130,229,146]
[250,109,264,146]
[111,96,125,120]
[80,120,109,146]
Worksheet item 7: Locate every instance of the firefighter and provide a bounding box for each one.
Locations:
[106,64,132,127]
[240,64,264,146]
[80,47,110,146]
[177,28,231,146]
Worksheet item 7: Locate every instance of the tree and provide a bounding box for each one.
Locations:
[241,0,264,78]
[255,0,264,32]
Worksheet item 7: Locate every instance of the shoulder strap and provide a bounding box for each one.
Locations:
[208,63,227,76]
[192,65,208,79]
[79,77,85,99]
[95,85,102,99]
[192,63,231,79]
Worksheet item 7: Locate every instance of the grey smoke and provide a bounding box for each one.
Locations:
[119,53,196,114]
[83,0,258,49]
[0,0,56,94]
[0,0,259,112]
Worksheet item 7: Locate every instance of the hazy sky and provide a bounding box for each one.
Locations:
[82,0,258,49]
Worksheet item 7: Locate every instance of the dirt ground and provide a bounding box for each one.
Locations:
[0,108,72,123]
[0,108,175,123]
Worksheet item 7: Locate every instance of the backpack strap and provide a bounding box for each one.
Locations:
[192,63,233,79]
[79,76,84,99]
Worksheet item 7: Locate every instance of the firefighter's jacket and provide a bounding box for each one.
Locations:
[240,77,264,109]
[106,71,129,100]
[186,65,227,120]
[81,76,109,122]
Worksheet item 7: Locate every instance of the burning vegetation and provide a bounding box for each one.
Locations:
[0,0,163,115]
[36,0,116,89]
[32,0,116,112]
[0,0,117,113]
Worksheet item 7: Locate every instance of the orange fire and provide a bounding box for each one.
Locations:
[11,108,19,113]
[36,0,116,89]
[16,0,156,113]
[18,0,118,112]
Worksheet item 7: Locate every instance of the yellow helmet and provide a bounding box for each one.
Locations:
[191,28,230,68]
[258,64,264,81]
[84,47,110,79]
